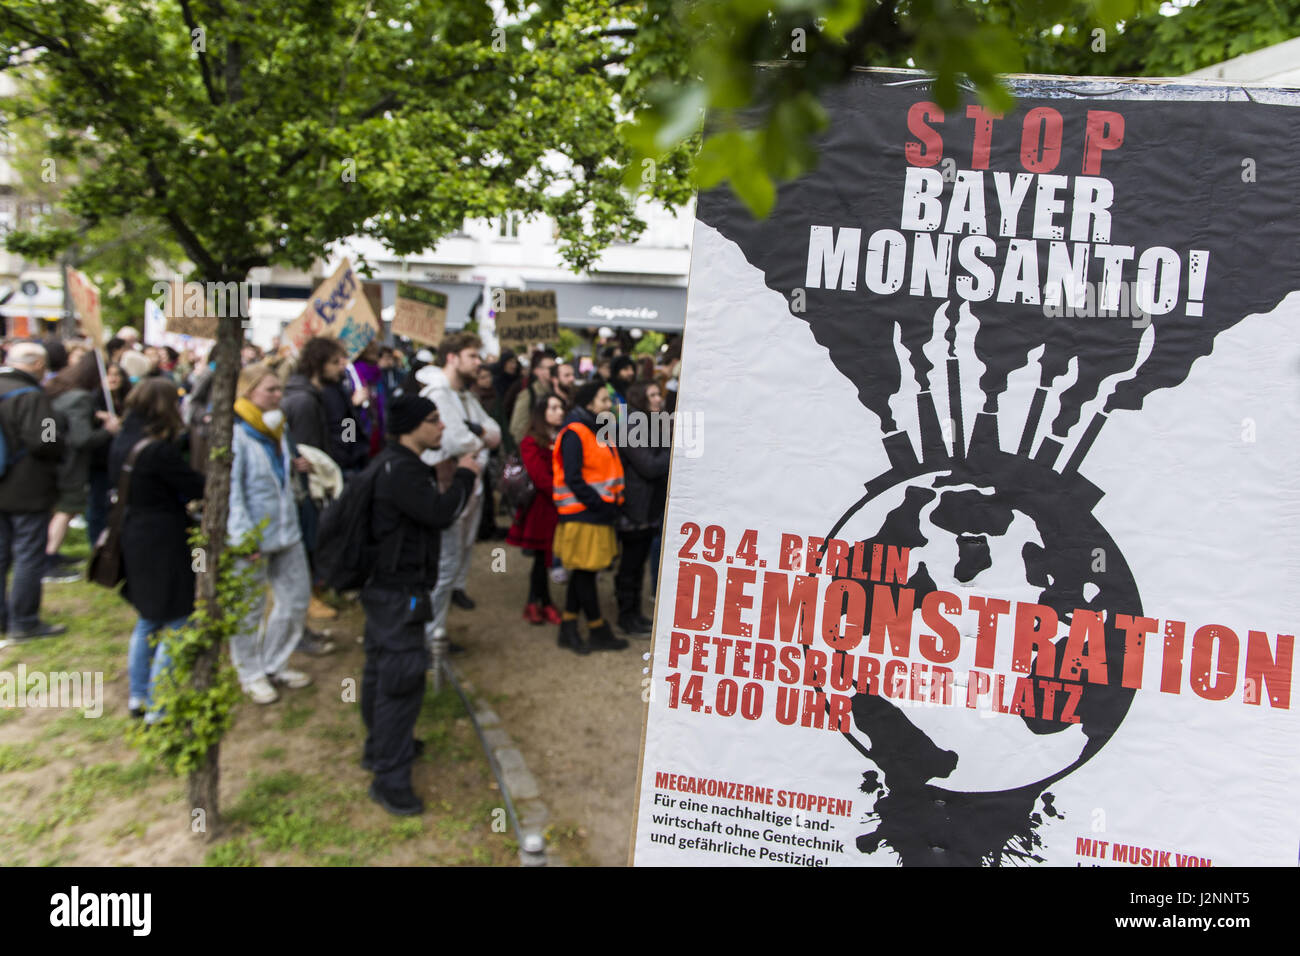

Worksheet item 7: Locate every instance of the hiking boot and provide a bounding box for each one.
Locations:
[587,620,628,652]
[557,619,589,655]
[451,589,476,610]
[523,602,544,625]
[369,781,424,817]
[618,612,652,636]
[307,595,339,620]
[541,604,562,625]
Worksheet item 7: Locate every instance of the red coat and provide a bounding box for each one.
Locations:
[506,434,558,557]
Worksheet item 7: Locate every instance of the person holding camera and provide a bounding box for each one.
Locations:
[361,394,479,815]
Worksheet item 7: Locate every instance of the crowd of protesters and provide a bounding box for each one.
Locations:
[0,324,682,815]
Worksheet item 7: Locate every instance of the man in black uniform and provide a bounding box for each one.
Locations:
[362,393,479,816]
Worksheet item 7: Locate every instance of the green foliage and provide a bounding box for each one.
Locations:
[627,0,1300,216]
[0,0,695,277]
[1022,0,1300,78]
[0,73,183,330]
[632,330,665,357]
[128,525,261,775]
[554,328,583,363]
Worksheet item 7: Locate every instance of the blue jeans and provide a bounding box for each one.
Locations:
[0,510,51,633]
[128,616,188,712]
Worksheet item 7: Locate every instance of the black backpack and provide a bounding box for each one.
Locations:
[314,452,392,591]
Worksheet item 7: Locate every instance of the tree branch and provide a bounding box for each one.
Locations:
[178,0,219,106]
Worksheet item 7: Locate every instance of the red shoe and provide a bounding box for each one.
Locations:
[523,603,545,625]
[541,604,562,625]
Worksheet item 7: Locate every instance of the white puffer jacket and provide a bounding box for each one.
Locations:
[415,364,500,489]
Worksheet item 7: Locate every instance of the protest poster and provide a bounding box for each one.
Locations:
[158,279,221,339]
[144,298,215,358]
[392,282,448,345]
[283,258,379,357]
[363,281,384,326]
[630,71,1300,867]
[65,267,103,346]
[495,289,558,347]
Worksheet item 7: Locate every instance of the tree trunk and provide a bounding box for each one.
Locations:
[187,306,244,837]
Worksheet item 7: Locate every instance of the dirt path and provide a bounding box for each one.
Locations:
[451,538,652,867]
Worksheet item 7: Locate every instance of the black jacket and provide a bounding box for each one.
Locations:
[281,374,329,452]
[369,440,475,589]
[620,440,669,529]
[110,414,205,621]
[52,388,114,496]
[557,406,620,525]
[0,368,64,513]
[322,379,368,473]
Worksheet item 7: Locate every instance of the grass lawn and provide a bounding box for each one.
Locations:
[0,527,524,866]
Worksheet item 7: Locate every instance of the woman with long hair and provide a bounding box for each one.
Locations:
[109,378,204,720]
[506,394,565,625]
[44,352,122,580]
[613,381,670,635]
[551,381,627,654]
[229,363,314,704]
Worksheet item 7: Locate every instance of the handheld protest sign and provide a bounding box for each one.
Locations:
[392,282,448,345]
[495,289,558,348]
[65,267,104,350]
[630,70,1300,867]
[283,258,379,358]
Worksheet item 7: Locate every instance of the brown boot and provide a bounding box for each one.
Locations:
[308,594,338,620]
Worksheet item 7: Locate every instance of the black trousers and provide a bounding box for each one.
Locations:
[615,528,655,618]
[360,585,430,792]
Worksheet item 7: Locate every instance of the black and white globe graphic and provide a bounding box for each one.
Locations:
[820,452,1141,865]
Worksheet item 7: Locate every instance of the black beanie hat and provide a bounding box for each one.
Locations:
[610,354,635,378]
[387,393,437,435]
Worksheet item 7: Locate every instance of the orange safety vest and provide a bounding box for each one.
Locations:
[552,420,625,516]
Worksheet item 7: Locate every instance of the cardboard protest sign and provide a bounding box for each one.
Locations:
[158,279,221,339]
[145,298,215,357]
[363,281,384,326]
[630,71,1300,867]
[283,259,379,357]
[392,282,448,345]
[65,267,103,346]
[495,289,558,347]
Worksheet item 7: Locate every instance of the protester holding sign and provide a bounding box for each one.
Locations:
[43,352,122,582]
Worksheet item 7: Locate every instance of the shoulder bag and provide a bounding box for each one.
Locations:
[87,437,154,589]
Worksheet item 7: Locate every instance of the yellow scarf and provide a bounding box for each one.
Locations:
[234,397,284,442]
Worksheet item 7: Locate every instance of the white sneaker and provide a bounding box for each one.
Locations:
[271,668,312,690]
[244,675,279,704]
